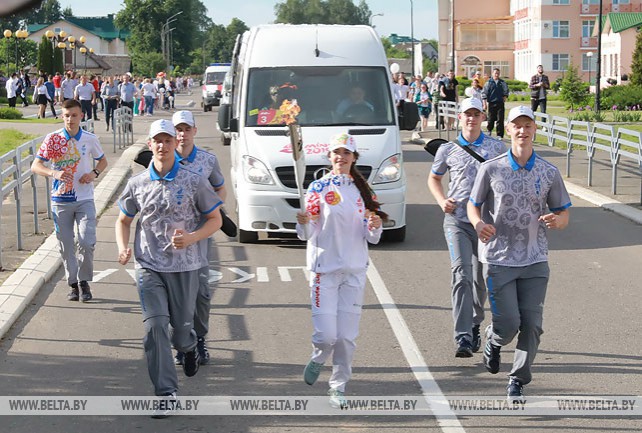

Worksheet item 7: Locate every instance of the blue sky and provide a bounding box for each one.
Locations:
[59,0,438,40]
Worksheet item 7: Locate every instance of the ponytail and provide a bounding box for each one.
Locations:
[349,153,389,221]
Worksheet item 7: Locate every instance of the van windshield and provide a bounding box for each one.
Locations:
[206,72,227,85]
[245,67,395,127]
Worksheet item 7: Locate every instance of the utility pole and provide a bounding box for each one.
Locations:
[595,0,603,113]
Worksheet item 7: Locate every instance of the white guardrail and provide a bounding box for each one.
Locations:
[437,101,642,204]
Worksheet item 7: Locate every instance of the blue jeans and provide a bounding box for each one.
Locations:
[144,95,153,114]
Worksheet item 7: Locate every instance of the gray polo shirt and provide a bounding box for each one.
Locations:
[469,150,571,266]
[118,159,222,273]
[177,146,225,188]
[432,132,506,223]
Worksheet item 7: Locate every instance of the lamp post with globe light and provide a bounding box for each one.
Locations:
[4,28,29,73]
[3,29,11,74]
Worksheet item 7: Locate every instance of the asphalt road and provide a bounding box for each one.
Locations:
[0,101,640,433]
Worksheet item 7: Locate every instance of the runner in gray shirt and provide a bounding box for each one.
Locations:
[428,98,506,358]
[467,105,571,400]
[171,110,226,367]
[115,119,222,416]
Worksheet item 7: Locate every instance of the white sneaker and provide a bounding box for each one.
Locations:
[151,392,177,419]
[328,388,347,409]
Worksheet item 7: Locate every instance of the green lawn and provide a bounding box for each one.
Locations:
[0,129,38,156]
[0,118,62,124]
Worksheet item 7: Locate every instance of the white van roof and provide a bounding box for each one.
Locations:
[244,24,386,68]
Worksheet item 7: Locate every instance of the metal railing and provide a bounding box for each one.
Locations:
[437,100,459,141]
[112,106,134,152]
[0,119,94,269]
[436,101,642,204]
[534,112,642,204]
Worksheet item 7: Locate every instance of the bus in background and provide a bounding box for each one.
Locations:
[202,63,230,112]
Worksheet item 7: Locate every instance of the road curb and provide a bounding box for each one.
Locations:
[0,138,147,340]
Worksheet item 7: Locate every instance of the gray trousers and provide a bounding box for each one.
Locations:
[443,214,486,344]
[483,262,549,385]
[193,237,212,338]
[136,268,199,396]
[52,200,96,286]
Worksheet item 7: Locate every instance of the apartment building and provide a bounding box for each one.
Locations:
[438,0,514,78]
[440,0,642,85]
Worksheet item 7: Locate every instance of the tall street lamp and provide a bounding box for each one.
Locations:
[595,0,603,113]
[14,28,28,72]
[587,51,593,89]
[370,13,383,27]
[45,29,67,74]
[3,29,11,74]
[68,35,76,69]
[409,0,415,76]
[162,11,183,71]
[5,28,29,73]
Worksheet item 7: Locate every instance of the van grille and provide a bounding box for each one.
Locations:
[347,128,386,135]
[255,130,288,136]
[275,165,372,189]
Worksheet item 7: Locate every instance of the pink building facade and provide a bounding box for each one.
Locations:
[439,0,642,85]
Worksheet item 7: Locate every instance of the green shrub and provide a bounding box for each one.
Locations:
[612,110,642,122]
[0,107,23,119]
[600,84,642,111]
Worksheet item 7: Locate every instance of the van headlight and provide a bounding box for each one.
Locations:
[242,155,274,185]
[373,154,402,184]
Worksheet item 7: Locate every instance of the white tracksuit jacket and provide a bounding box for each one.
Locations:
[296,173,382,273]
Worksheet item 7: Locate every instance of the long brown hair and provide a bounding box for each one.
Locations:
[349,152,389,221]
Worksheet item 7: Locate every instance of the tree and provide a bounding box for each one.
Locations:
[3,0,64,29]
[116,0,212,75]
[630,27,642,86]
[37,35,54,74]
[275,0,369,25]
[382,38,409,59]
[34,0,63,23]
[62,6,74,19]
[559,63,590,110]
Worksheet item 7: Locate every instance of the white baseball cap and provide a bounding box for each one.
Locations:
[459,97,483,113]
[329,133,357,153]
[148,119,176,139]
[172,110,195,127]
[507,105,535,123]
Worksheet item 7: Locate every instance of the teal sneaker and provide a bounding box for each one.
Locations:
[328,388,347,409]
[303,360,323,385]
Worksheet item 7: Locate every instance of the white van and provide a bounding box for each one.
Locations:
[218,24,418,243]
[202,63,230,112]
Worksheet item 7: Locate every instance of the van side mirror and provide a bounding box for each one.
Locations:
[398,101,420,131]
[218,104,237,132]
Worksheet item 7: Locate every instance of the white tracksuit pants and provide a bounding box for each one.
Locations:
[309,269,366,392]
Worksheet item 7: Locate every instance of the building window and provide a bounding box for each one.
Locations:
[552,54,570,71]
[613,0,630,5]
[582,20,594,38]
[553,0,570,4]
[553,21,570,38]
[582,53,597,71]
[582,0,599,4]
[483,61,510,78]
